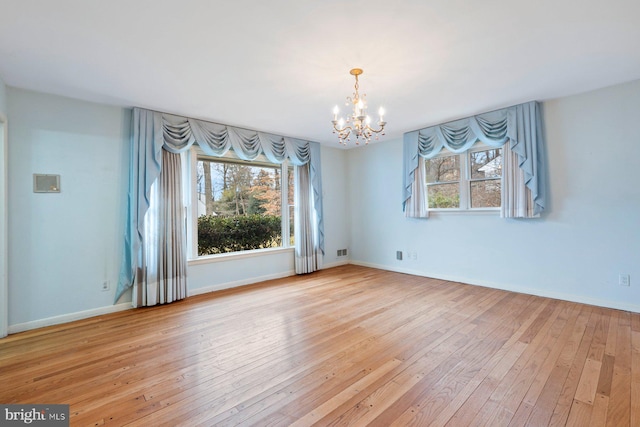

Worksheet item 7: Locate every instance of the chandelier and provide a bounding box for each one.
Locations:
[331,68,386,145]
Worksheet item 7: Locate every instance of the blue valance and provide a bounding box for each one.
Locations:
[160,112,314,165]
[403,101,546,215]
[116,108,324,302]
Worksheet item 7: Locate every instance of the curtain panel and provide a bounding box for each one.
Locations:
[403,101,546,217]
[294,163,323,274]
[116,108,325,302]
[133,150,188,307]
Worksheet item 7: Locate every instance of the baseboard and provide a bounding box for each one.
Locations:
[322,259,351,269]
[350,260,640,314]
[8,302,133,335]
[188,269,296,297]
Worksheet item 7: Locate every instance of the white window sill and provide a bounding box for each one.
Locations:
[188,247,294,266]
[428,208,500,216]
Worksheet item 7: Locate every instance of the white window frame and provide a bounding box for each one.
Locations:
[425,142,502,213]
[187,146,294,260]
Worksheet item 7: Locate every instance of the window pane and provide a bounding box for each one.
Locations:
[428,183,460,208]
[470,180,501,208]
[288,166,295,246]
[426,155,460,183]
[196,158,284,256]
[470,148,502,179]
[289,205,295,246]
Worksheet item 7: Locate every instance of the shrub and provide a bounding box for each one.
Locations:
[198,214,282,255]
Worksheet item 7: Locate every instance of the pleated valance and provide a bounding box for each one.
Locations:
[159,111,314,165]
[403,101,546,215]
[116,108,324,302]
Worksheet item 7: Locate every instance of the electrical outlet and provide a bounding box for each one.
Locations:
[101,280,110,291]
[619,274,630,286]
[396,251,403,261]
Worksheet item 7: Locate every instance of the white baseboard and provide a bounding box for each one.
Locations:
[8,302,133,335]
[188,269,296,297]
[350,260,640,314]
[322,259,351,269]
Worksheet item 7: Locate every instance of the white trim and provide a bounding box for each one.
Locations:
[7,302,132,335]
[188,269,295,296]
[0,113,7,338]
[427,208,499,216]
[349,260,640,314]
[188,147,198,258]
[188,247,294,266]
[322,259,351,269]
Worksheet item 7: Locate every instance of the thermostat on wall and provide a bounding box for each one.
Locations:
[33,174,61,193]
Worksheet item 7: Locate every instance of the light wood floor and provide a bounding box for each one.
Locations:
[1,265,639,426]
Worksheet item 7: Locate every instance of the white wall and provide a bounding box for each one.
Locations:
[0,75,7,336]
[0,75,6,115]
[347,79,640,312]
[7,88,130,328]
[319,145,351,267]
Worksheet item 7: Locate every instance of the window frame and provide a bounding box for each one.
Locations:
[425,142,502,213]
[187,146,294,261]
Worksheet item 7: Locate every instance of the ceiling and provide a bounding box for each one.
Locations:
[1,0,639,146]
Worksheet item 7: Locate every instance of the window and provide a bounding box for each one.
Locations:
[190,147,294,257]
[425,144,502,211]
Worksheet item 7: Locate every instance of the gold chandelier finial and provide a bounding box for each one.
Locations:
[331,68,386,146]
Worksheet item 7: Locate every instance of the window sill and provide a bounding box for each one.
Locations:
[188,247,294,266]
[428,208,500,216]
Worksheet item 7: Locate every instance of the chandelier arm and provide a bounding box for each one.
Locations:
[332,123,354,133]
[364,124,386,134]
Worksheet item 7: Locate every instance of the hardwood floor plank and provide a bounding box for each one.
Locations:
[589,393,609,427]
[606,311,631,427]
[565,399,593,427]
[574,358,602,404]
[0,265,637,426]
[632,329,640,427]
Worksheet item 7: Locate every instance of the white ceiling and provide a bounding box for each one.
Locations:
[1,0,639,146]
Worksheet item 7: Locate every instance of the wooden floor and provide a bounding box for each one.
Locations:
[1,265,639,426]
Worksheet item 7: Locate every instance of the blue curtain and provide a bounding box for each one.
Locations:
[115,108,324,302]
[403,101,546,215]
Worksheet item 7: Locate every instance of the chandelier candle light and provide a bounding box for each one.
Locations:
[331,68,386,145]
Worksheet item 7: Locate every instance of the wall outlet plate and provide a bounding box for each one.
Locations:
[619,274,630,286]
